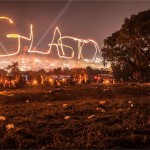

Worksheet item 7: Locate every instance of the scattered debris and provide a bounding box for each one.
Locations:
[96,107,105,112]
[88,115,95,119]
[6,124,15,130]
[63,103,68,107]
[0,116,6,121]
[128,101,134,107]
[15,127,23,132]
[97,100,107,113]
[99,100,106,105]
[103,88,110,92]
[47,103,51,106]
[26,100,29,103]
[92,86,98,89]
[64,116,70,120]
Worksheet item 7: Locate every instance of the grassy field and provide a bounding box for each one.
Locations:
[0,83,150,149]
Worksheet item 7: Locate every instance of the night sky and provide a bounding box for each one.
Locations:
[0,0,150,61]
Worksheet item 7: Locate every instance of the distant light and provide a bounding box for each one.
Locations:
[33,79,37,85]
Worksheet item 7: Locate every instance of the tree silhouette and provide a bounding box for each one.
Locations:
[102,10,150,82]
[6,61,20,78]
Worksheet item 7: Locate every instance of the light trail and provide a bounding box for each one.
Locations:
[29,27,101,62]
[0,16,13,24]
[34,0,73,48]
[0,42,13,61]
[0,16,101,62]
[0,25,33,57]
[0,16,14,61]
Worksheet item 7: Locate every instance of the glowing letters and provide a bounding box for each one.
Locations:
[0,16,101,62]
[0,16,13,24]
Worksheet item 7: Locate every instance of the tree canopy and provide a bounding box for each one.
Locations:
[101,10,150,82]
[6,61,20,78]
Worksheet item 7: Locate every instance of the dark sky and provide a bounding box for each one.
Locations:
[0,0,150,59]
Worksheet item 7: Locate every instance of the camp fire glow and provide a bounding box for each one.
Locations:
[0,16,101,62]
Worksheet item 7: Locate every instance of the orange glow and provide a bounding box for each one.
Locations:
[33,79,37,85]
[49,78,53,83]
[62,78,65,82]
[57,82,61,86]
[103,79,110,84]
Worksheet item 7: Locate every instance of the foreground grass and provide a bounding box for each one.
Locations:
[0,83,150,149]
